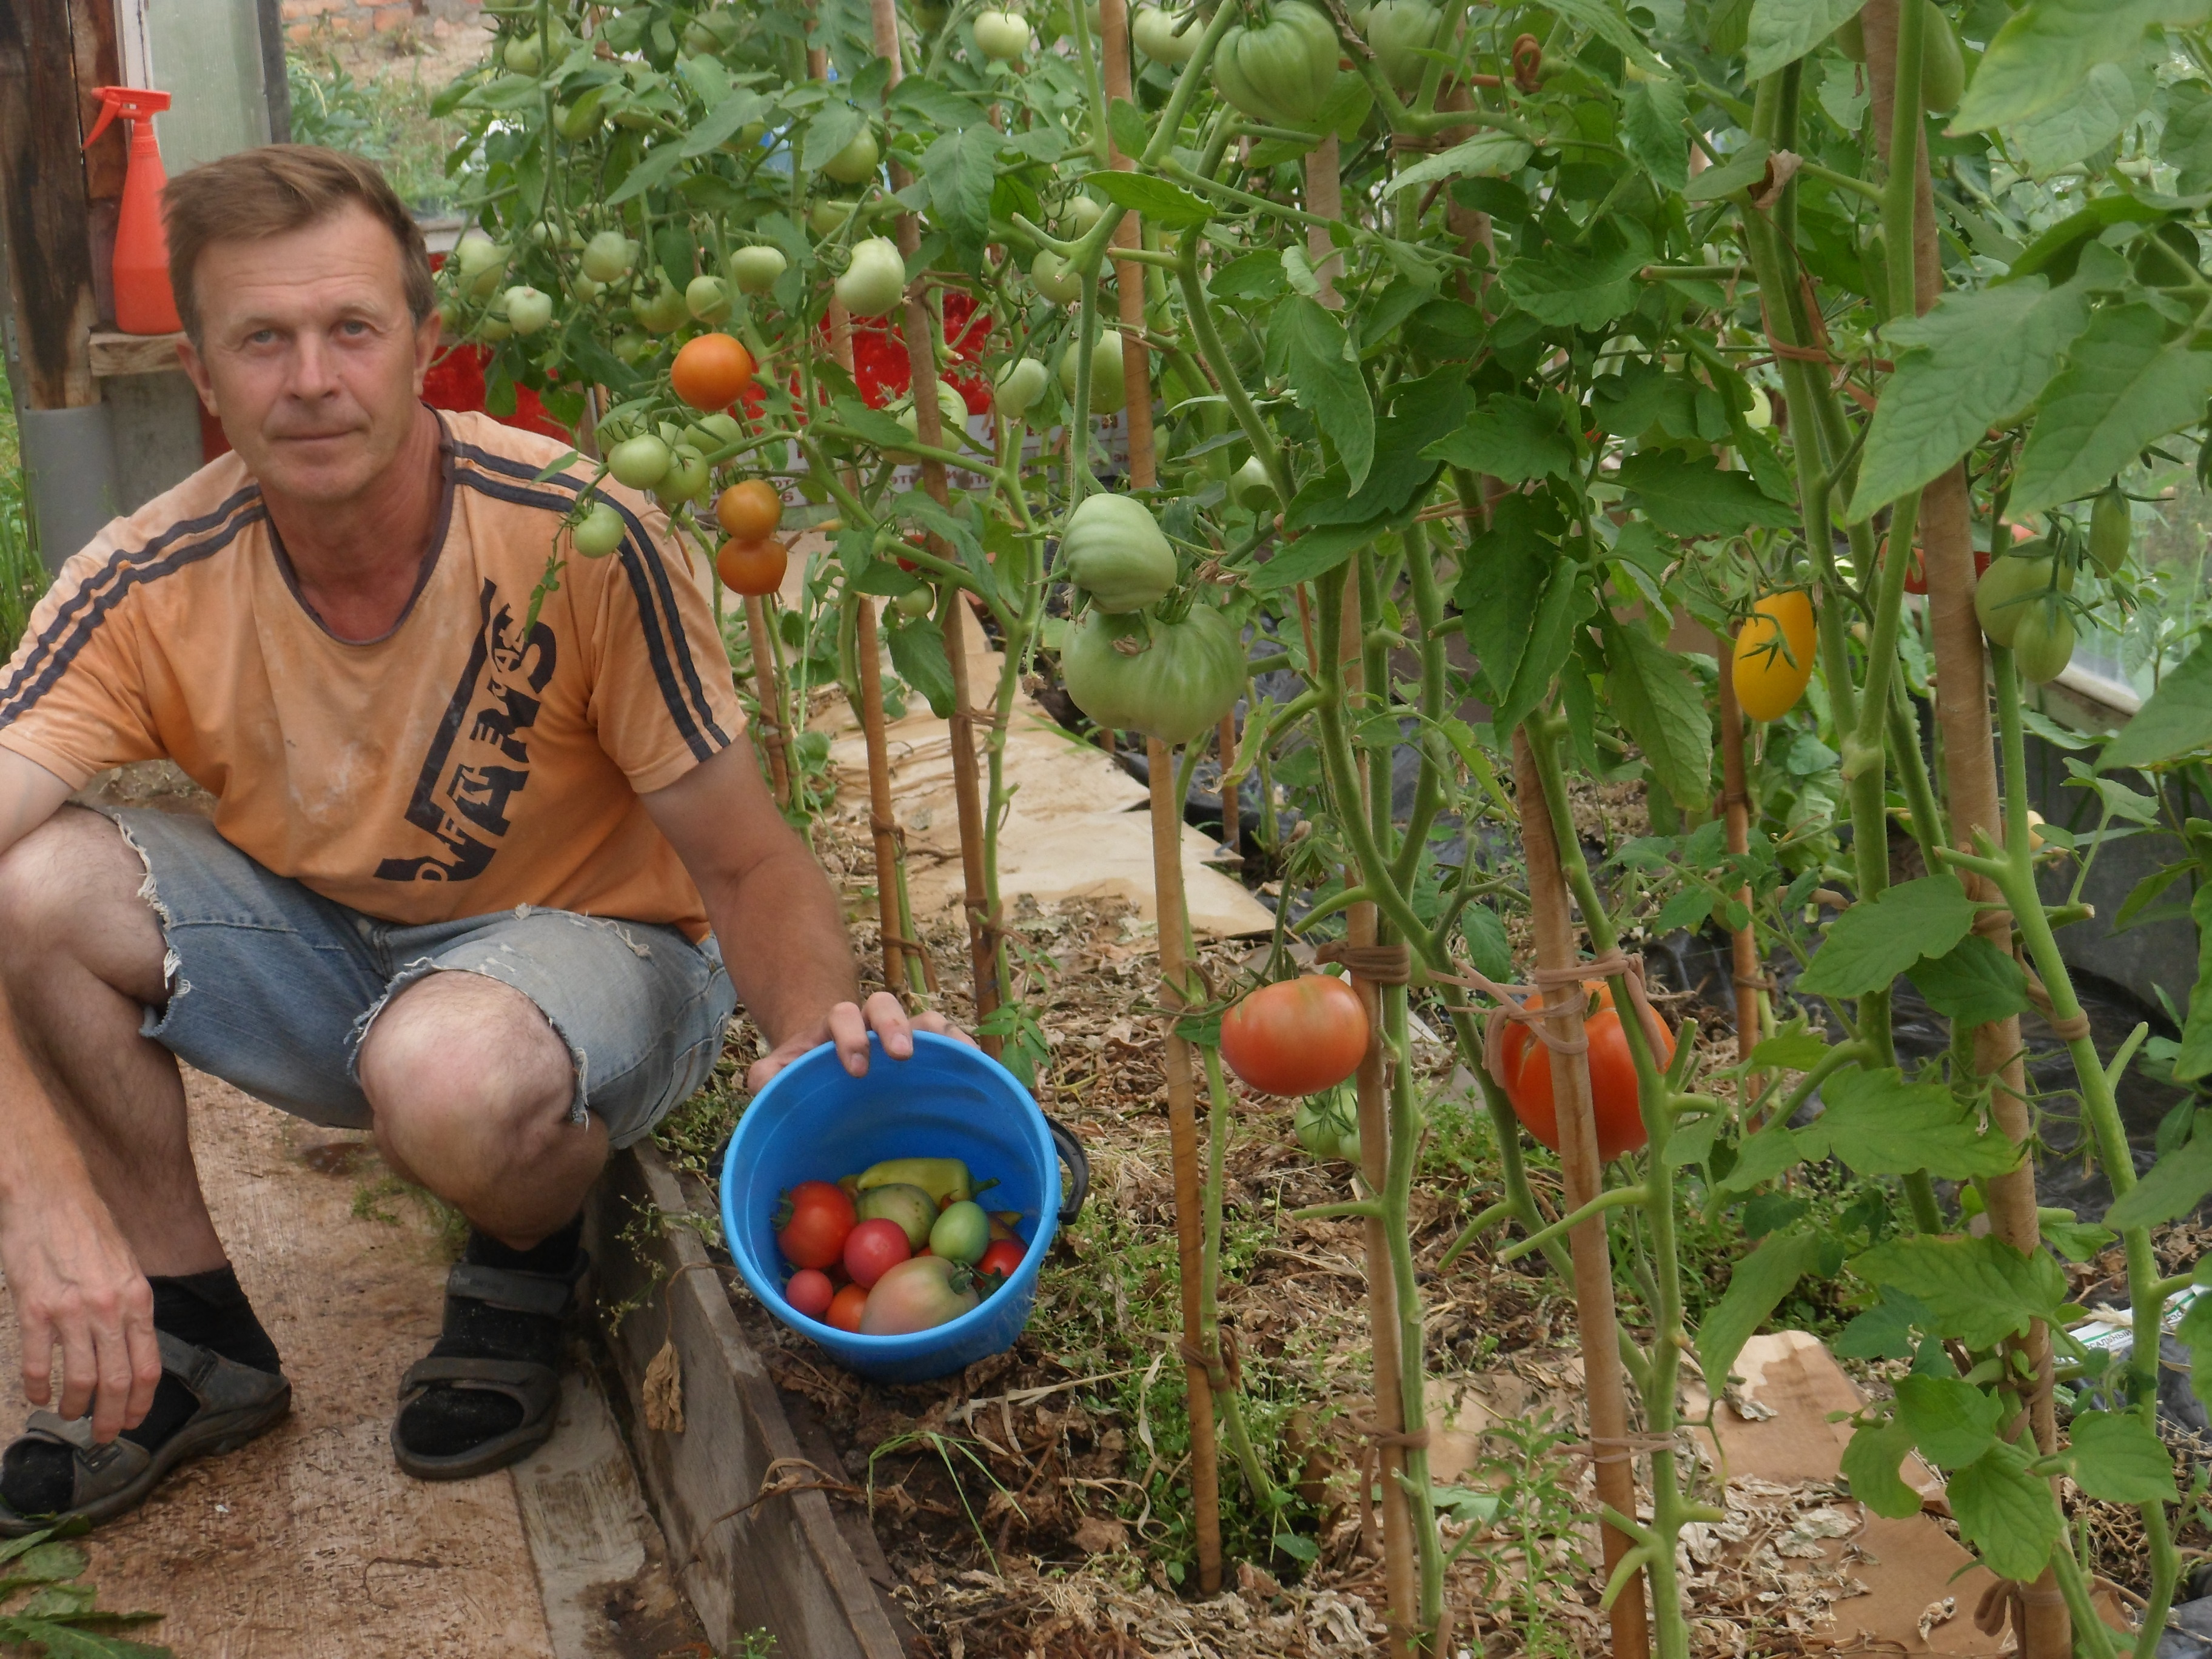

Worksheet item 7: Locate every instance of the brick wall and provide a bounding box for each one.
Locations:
[280,0,477,45]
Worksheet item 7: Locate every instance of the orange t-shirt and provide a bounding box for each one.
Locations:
[0,411,745,940]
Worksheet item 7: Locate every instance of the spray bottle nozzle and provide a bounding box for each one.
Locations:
[82,86,173,151]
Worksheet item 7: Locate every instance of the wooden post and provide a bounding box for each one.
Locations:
[854,598,906,997]
[1302,138,1344,307]
[1150,736,1224,1595]
[865,0,1001,1051]
[1716,647,1761,1073]
[0,0,103,411]
[1862,5,2062,1652]
[1513,728,1651,1659]
[743,594,793,806]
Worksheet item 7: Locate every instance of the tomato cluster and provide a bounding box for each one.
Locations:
[772,1156,1027,1342]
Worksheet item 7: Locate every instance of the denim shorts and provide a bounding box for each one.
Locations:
[104,808,737,1148]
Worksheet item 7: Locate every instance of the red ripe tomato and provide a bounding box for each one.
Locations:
[671,332,757,411]
[1219,974,1371,1097]
[826,1284,870,1332]
[842,1217,912,1289]
[717,536,788,596]
[1496,983,1676,1162]
[976,1238,1025,1290]
[785,1267,835,1321]
[776,1180,856,1270]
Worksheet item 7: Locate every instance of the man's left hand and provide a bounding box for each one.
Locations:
[748,991,973,1091]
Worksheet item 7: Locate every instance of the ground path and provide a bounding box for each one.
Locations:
[0,1068,703,1659]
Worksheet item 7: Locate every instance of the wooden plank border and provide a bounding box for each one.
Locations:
[589,1142,909,1659]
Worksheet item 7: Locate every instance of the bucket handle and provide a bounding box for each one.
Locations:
[1045,1116,1090,1224]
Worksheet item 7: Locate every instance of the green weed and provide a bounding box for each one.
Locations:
[286,50,469,213]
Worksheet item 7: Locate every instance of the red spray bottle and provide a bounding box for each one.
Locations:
[82,87,183,336]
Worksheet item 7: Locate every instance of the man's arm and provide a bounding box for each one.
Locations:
[641,739,961,1089]
[0,746,164,1441]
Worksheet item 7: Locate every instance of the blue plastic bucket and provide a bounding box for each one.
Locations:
[719,1031,1089,1384]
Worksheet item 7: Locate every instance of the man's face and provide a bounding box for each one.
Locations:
[178,204,441,506]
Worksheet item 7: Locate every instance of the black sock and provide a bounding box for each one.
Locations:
[3,1264,280,1515]
[395,1218,581,1461]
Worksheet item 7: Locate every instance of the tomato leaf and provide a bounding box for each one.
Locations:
[2103,638,2212,770]
[1795,874,1977,999]
[1695,1226,1829,1387]
[1797,1065,2022,1181]
[2100,1125,2212,1230]
[1600,621,1712,815]
[1953,0,2202,133]
[1744,0,1867,79]
[1423,396,1575,483]
[800,102,871,175]
[920,124,1000,263]
[1084,170,1213,230]
[1498,222,1650,331]
[1840,1420,1925,1519]
[2066,1410,2177,1503]
[606,142,692,207]
[1620,78,1690,192]
[1270,298,1375,491]
[1851,1234,2068,1350]
[1894,1375,2002,1469]
[1903,934,2033,1027]
[2011,305,2212,515]
[2176,886,2212,1081]
[1615,452,1796,538]
[1383,132,1534,198]
[1849,278,2090,519]
[885,607,956,719]
[1948,1439,2061,1584]
[1248,517,1393,593]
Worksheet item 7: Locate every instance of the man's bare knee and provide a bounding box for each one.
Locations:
[358,971,574,1149]
[0,809,169,1005]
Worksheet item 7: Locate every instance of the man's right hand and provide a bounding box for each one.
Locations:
[0,1175,162,1443]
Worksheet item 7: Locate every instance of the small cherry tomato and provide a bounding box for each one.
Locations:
[785,1267,835,1320]
[1495,982,1676,1162]
[775,1179,856,1270]
[977,1238,1025,1289]
[842,1216,913,1289]
[826,1284,870,1332]
[717,536,788,596]
[1219,974,1371,1097]
[716,478,784,541]
[671,331,758,412]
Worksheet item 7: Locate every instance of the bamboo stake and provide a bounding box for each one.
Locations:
[743,594,793,805]
[865,0,1002,1050]
[854,598,907,997]
[1150,737,1225,1595]
[1716,642,1762,1075]
[1513,728,1651,1659]
[1860,5,2062,1652]
[1336,578,1416,1655]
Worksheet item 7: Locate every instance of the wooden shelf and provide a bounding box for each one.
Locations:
[88,329,186,378]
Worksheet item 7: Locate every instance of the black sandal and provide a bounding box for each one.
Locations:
[389,1255,585,1481]
[0,1332,290,1535]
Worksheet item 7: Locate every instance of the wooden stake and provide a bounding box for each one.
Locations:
[866,0,1002,1051]
[1513,728,1651,1659]
[1862,4,2062,1651]
[743,594,793,806]
[1150,736,1224,1595]
[1716,643,1762,1074]
[854,598,907,996]
[1302,138,1344,307]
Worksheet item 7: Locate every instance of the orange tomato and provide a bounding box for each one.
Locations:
[717,536,788,595]
[671,331,758,411]
[1731,590,1816,722]
[1219,974,1371,1097]
[826,1283,869,1332]
[1496,982,1674,1162]
[716,479,784,541]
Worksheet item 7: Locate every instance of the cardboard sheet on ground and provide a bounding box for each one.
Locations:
[817,603,1274,938]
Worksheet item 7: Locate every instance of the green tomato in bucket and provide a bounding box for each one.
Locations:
[929,1201,993,1265]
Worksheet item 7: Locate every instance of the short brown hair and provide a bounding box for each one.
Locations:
[163,144,435,344]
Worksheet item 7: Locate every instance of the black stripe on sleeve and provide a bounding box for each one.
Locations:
[0,484,264,720]
[0,496,266,728]
[447,466,719,764]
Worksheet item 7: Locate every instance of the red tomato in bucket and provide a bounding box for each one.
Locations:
[1496,983,1675,1162]
[776,1181,856,1269]
[826,1284,869,1332]
[843,1218,912,1288]
[785,1267,835,1320]
[1219,974,1370,1096]
[976,1238,1025,1290]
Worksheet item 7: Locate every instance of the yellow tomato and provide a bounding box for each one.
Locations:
[1732,590,1816,722]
